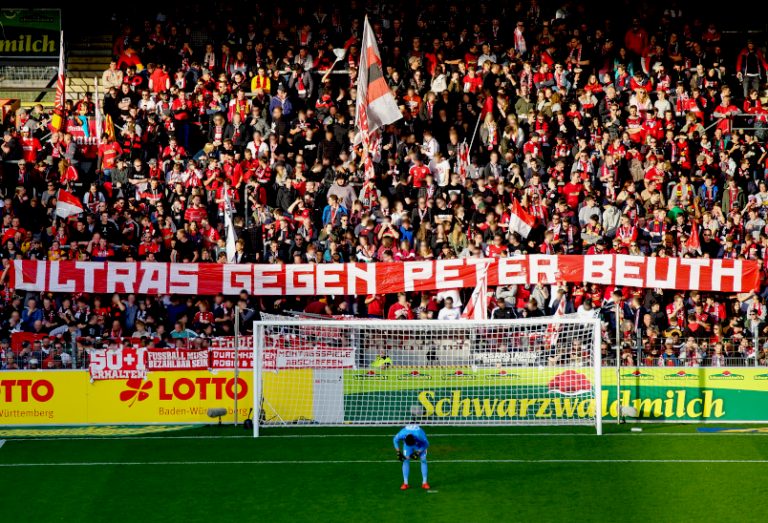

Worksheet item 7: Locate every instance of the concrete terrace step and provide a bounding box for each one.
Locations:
[67,63,108,72]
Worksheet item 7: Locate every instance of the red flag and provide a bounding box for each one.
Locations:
[686,222,701,252]
[509,199,536,237]
[457,140,469,182]
[55,188,84,219]
[354,16,402,180]
[544,296,567,345]
[461,271,489,320]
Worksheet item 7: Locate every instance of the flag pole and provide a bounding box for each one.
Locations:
[50,31,66,133]
[94,76,102,141]
[467,109,484,156]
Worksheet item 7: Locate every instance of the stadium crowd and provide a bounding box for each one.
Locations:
[2,1,768,369]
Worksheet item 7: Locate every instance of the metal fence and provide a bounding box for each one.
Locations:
[0,66,58,82]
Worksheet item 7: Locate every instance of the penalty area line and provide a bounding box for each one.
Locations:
[1,459,768,467]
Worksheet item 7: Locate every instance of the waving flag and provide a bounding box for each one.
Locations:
[509,199,536,237]
[544,296,567,346]
[461,270,489,320]
[224,190,237,262]
[354,16,402,179]
[50,32,66,132]
[686,222,701,253]
[94,76,103,141]
[457,140,469,182]
[55,188,84,219]
[104,113,116,142]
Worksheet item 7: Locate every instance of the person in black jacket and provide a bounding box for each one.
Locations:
[275,178,298,213]
[223,113,250,158]
[491,298,516,319]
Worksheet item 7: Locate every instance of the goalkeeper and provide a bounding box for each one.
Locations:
[393,425,430,490]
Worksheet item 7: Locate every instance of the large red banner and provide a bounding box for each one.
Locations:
[8,256,759,296]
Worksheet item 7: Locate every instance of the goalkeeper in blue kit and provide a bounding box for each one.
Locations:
[393,425,430,490]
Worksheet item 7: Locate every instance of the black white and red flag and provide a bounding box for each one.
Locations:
[354,16,402,179]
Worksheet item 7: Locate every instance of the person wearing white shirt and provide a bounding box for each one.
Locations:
[246,131,269,159]
[576,301,597,320]
[428,152,451,187]
[421,130,439,160]
[437,297,462,320]
[477,44,497,68]
[436,289,463,308]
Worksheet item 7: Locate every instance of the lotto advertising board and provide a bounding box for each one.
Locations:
[0,371,252,425]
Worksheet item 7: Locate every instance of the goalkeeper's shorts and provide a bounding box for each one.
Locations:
[404,446,427,460]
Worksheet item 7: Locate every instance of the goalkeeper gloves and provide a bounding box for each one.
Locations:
[397,450,405,462]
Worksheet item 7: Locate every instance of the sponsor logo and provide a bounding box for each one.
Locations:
[19,14,56,23]
[754,374,768,381]
[441,371,476,380]
[484,371,518,380]
[621,370,655,381]
[709,371,744,381]
[397,371,432,380]
[664,371,699,380]
[0,379,54,403]
[549,370,592,395]
[353,372,388,381]
[117,377,246,403]
[119,379,153,407]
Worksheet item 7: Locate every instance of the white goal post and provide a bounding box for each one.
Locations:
[253,318,602,436]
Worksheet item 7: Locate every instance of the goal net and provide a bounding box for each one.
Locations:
[253,317,602,436]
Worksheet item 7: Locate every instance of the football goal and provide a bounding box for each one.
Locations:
[253,317,602,436]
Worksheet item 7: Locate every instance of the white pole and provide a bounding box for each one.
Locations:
[254,324,262,438]
[615,302,621,425]
[593,320,602,436]
[467,110,483,156]
[234,305,239,427]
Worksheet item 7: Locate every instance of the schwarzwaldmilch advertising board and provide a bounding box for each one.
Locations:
[0,9,61,59]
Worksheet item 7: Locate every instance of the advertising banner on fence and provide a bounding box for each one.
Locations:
[8,256,759,296]
[210,337,255,370]
[88,347,147,381]
[5,367,768,426]
[343,367,768,423]
[147,349,208,371]
[277,348,355,370]
[0,9,61,59]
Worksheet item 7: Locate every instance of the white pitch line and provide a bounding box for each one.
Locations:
[4,432,768,442]
[1,459,768,467]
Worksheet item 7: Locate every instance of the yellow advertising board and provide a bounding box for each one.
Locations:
[0,371,87,425]
[86,372,253,424]
[0,370,316,426]
[0,371,250,425]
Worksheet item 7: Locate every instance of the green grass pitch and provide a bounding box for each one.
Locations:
[2,423,768,523]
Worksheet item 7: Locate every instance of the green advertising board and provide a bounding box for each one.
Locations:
[343,367,768,423]
[0,9,61,59]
